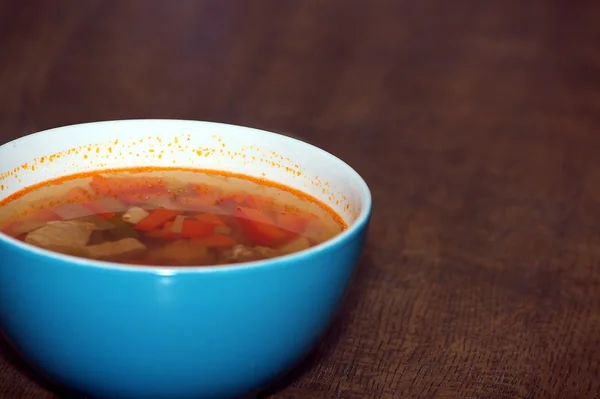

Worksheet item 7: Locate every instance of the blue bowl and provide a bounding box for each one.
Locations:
[0,120,371,399]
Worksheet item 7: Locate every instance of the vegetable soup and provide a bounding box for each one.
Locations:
[0,168,346,266]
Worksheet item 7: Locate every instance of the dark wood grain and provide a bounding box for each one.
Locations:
[1,0,600,398]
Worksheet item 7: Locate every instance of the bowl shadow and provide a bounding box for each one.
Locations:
[0,331,67,397]
[258,245,374,398]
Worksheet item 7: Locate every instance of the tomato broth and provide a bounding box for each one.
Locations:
[0,168,346,266]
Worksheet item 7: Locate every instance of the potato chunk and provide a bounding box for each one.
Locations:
[25,221,94,252]
[85,238,146,261]
[148,240,214,266]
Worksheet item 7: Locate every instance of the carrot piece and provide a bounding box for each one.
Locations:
[163,220,215,238]
[134,208,181,231]
[235,206,294,246]
[90,175,168,196]
[64,187,93,204]
[193,213,227,226]
[192,234,236,247]
[277,213,310,234]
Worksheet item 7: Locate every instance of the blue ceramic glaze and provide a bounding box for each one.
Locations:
[0,120,372,399]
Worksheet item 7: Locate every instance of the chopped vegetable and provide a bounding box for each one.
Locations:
[170,183,222,211]
[85,197,127,219]
[84,204,116,220]
[118,192,151,205]
[3,220,47,236]
[107,220,139,239]
[133,208,181,231]
[122,207,150,224]
[64,187,93,203]
[170,215,186,233]
[53,203,94,220]
[176,195,219,212]
[304,219,335,242]
[148,240,213,266]
[162,219,214,238]
[193,213,226,226]
[234,206,294,246]
[85,238,146,261]
[277,213,310,234]
[1,209,61,236]
[214,225,232,235]
[191,214,232,234]
[243,194,278,213]
[25,221,95,250]
[139,194,181,210]
[76,215,115,230]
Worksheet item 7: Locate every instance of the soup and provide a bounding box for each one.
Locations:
[0,168,346,266]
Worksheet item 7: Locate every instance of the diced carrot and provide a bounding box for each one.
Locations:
[134,208,181,231]
[90,175,168,196]
[277,213,310,234]
[163,219,215,238]
[64,187,93,204]
[193,213,227,226]
[192,234,236,247]
[234,206,294,246]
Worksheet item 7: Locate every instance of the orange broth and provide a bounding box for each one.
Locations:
[0,167,346,266]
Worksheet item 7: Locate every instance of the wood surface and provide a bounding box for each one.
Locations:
[1,0,600,398]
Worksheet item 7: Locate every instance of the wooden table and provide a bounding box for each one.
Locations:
[1,0,600,398]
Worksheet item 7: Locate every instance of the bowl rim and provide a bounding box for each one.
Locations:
[0,119,372,275]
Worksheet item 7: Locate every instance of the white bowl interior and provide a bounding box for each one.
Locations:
[0,120,370,226]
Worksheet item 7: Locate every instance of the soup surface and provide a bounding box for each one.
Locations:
[0,168,346,266]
